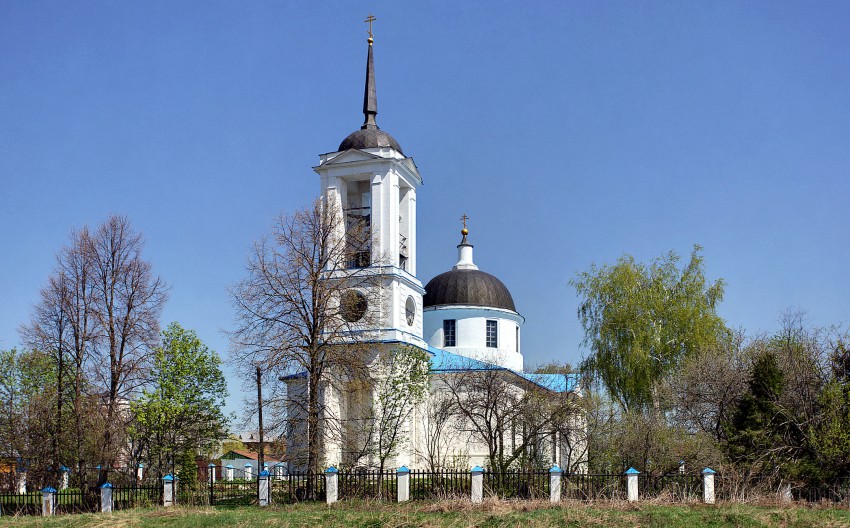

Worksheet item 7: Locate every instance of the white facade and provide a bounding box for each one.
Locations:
[423,307,524,372]
[314,148,426,349]
[283,36,585,474]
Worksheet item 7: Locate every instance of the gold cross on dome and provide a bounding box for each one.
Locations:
[365,15,377,39]
[460,214,469,230]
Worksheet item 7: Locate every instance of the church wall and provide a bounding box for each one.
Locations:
[423,307,524,371]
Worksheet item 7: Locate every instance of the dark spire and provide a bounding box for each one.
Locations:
[361,37,378,130]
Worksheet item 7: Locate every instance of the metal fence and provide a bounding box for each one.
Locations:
[639,474,703,502]
[113,485,162,511]
[338,470,396,500]
[2,467,849,517]
[270,472,326,504]
[563,473,626,501]
[410,470,472,500]
[484,470,550,500]
[0,492,41,516]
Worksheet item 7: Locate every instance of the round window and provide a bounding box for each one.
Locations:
[405,296,416,326]
[340,290,368,322]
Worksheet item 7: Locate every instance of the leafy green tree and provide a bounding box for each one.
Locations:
[572,246,728,412]
[808,341,850,481]
[130,323,229,477]
[0,349,57,464]
[357,346,429,474]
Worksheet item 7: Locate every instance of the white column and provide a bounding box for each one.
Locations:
[702,468,716,504]
[244,463,253,481]
[208,463,217,484]
[41,487,56,516]
[471,466,484,504]
[258,470,270,507]
[225,465,234,481]
[137,463,144,482]
[549,465,562,503]
[162,475,175,507]
[325,466,339,504]
[625,468,639,502]
[397,466,410,502]
[100,483,114,513]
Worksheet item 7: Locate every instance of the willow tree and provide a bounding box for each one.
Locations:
[572,245,728,413]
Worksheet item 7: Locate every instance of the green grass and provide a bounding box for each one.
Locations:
[0,500,848,527]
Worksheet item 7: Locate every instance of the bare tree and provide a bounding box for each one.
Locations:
[441,364,554,474]
[669,331,749,442]
[20,272,70,473]
[357,346,429,473]
[416,389,461,472]
[230,199,381,473]
[85,215,167,482]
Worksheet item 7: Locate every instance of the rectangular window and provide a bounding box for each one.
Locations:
[486,320,498,348]
[443,319,456,347]
[516,325,520,353]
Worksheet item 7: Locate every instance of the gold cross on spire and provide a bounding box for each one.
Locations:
[460,214,469,236]
[365,14,377,41]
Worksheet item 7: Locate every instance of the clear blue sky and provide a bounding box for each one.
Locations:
[2,1,849,416]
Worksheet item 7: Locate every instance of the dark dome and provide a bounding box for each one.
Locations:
[424,269,516,312]
[339,127,403,154]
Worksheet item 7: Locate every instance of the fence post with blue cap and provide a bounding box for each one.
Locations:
[41,486,56,516]
[702,468,716,504]
[470,466,484,504]
[17,468,27,494]
[225,464,234,481]
[137,463,144,482]
[100,482,114,513]
[245,462,253,481]
[549,465,562,503]
[625,467,640,502]
[162,474,175,507]
[258,470,270,506]
[59,466,70,490]
[325,466,339,504]
[397,466,410,502]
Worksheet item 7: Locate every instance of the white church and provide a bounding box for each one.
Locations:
[285,31,585,473]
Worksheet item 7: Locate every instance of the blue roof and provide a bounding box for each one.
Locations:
[283,342,579,393]
[429,346,578,393]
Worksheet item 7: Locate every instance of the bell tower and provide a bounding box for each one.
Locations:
[313,30,425,348]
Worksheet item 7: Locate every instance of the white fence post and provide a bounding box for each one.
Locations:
[397,466,410,502]
[549,464,562,503]
[208,463,217,484]
[625,467,640,502]
[471,466,484,504]
[780,482,792,504]
[258,470,270,506]
[702,468,716,504]
[162,474,175,507]
[325,466,339,504]
[100,483,114,513]
[59,466,70,490]
[41,487,56,516]
[17,469,27,494]
[225,464,234,481]
[137,463,144,482]
[245,463,253,481]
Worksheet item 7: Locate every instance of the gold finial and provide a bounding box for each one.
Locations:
[365,14,376,44]
[460,214,469,235]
